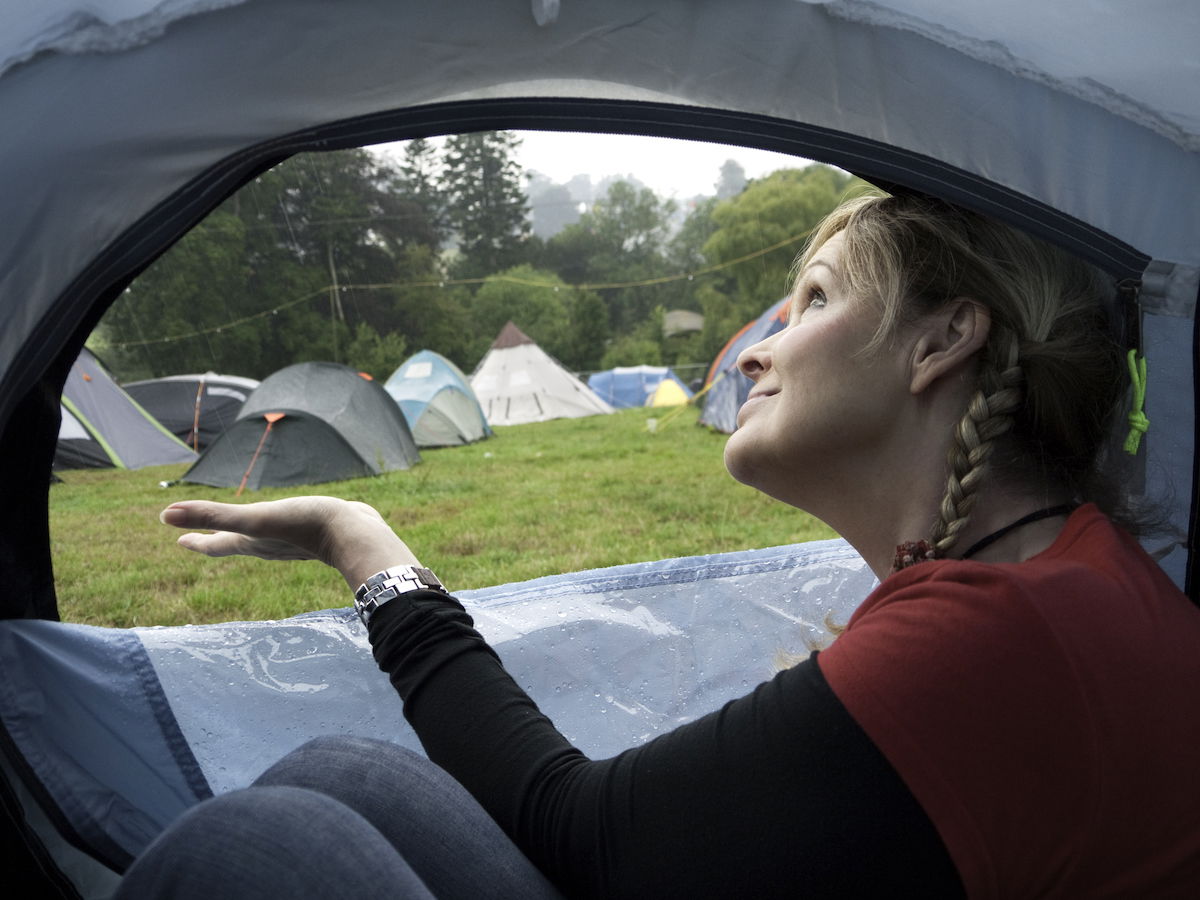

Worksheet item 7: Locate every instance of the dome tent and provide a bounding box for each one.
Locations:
[587,365,693,409]
[699,296,791,434]
[123,372,260,451]
[384,349,492,447]
[0,2,1198,894]
[471,322,615,426]
[182,362,420,490]
[55,348,197,470]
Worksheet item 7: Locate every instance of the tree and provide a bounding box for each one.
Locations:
[468,265,572,364]
[701,165,869,326]
[541,180,677,334]
[395,138,445,248]
[440,132,532,278]
[527,172,583,240]
[715,159,746,199]
[99,148,458,379]
[344,322,408,382]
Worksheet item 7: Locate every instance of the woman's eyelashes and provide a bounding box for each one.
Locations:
[790,286,827,324]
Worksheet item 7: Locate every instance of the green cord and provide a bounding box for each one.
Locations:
[1124,349,1149,454]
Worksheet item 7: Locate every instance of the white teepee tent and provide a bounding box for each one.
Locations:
[471,322,615,426]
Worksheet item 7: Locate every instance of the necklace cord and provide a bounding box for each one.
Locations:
[959,504,1077,560]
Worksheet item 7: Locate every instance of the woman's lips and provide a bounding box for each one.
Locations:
[736,390,777,427]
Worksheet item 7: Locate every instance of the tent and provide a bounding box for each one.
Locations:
[55,348,197,470]
[471,322,615,426]
[123,372,260,451]
[383,350,492,447]
[587,365,694,409]
[699,297,791,433]
[1,2,1198,894]
[648,378,691,408]
[182,362,420,490]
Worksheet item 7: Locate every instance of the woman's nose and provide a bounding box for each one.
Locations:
[736,339,772,380]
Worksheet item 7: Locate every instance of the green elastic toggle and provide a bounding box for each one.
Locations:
[1124,349,1149,455]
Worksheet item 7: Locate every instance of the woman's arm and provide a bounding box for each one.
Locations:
[163,497,963,898]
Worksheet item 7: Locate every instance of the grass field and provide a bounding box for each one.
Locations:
[50,406,835,627]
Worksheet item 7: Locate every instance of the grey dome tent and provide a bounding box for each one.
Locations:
[0,2,1198,896]
[384,349,492,447]
[123,372,260,452]
[55,348,197,470]
[183,362,420,490]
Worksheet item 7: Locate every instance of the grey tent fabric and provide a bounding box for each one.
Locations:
[183,362,419,490]
[55,349,197,470]
[0,1,1198,892]
[123,373,259,452]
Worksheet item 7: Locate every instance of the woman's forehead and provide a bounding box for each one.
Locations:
[797,232,846,282]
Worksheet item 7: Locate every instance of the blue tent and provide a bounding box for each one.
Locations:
[698,297,791,433]
[587,365,694,410]
[384,350,492,447]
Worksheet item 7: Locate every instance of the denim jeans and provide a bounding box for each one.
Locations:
[113,735,565,899]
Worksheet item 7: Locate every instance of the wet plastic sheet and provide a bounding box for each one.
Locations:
[0,538,875,867]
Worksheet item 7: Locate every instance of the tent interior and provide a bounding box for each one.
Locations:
[1,1,1197,896]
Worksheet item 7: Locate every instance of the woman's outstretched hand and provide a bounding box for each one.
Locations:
[160,497,422,590]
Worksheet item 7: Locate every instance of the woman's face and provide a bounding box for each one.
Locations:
[723,231,914,508]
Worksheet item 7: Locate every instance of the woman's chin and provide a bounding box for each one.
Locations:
[722,433,759,487]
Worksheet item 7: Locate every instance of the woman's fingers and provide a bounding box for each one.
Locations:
[175,530,318,561]
[160,498,338,540]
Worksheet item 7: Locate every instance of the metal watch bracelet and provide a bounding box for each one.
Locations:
[353,565,449,627]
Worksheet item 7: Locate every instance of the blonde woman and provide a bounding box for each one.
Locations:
[116,195,1200,898]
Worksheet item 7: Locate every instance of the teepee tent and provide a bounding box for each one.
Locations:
[183,362,420,490]
[384,350,492,447]
[471,322,615,426]
[699,297,792,434]
[55,348,197,470]
[587,365,693,409]
[123,372,259,452]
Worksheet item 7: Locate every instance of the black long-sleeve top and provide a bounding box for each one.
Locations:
[369,590,963,899]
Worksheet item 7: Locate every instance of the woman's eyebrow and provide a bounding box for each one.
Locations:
[802,259,838,279]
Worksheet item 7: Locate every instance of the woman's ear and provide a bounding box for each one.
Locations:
[909,299,991,394]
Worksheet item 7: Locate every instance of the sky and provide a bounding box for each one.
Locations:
[376,131,815,200]
[514,131,813,199]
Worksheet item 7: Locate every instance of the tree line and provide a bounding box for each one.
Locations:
[97,133,870,383]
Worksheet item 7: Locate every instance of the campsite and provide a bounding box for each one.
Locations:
[50,405,834,627]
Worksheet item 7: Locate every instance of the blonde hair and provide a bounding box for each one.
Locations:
[795,193,1128,557]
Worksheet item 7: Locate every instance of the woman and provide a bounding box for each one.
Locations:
[116,194,1200,898]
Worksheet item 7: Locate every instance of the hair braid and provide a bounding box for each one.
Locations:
[930,345,1024,556]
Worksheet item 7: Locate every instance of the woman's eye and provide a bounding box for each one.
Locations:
[805,289,827,311]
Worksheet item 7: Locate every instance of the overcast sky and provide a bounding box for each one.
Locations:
[514,131,813,198]
[375,131,816,200]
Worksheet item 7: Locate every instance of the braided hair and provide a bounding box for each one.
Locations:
[794,193,1129,559]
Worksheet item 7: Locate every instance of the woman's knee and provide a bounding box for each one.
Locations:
[115,785,433,899]
[256,734,429,786]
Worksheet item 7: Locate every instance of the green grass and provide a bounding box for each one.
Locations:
[50,407,834,627]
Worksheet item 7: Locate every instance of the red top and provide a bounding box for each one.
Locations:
[819,504,1200,897]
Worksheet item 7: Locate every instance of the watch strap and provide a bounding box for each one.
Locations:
[354,565,448,627]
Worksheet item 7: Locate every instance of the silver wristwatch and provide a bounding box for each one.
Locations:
[353,565,449,627]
